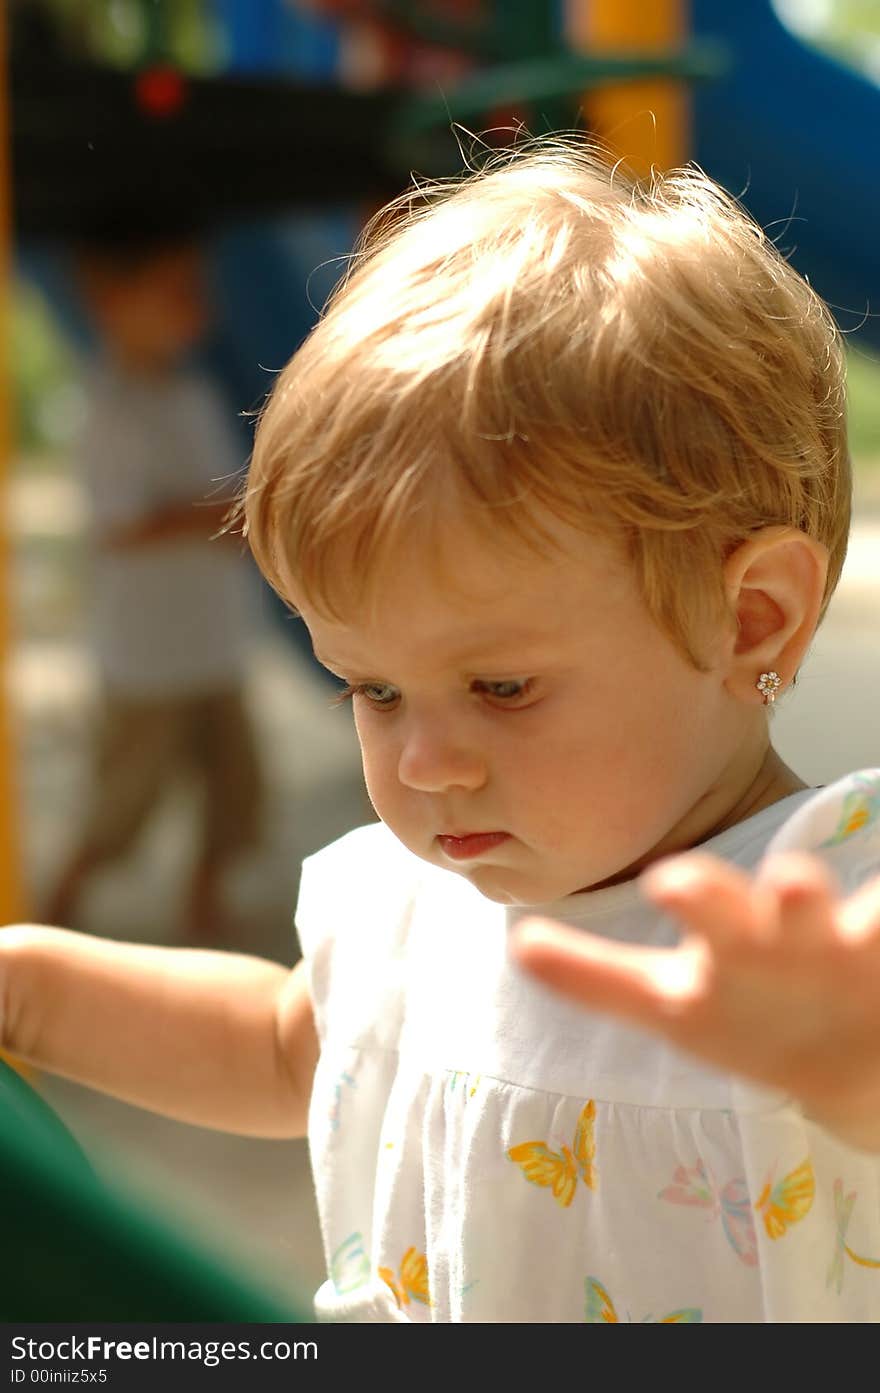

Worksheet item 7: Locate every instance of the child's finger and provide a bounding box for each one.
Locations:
[638,853,773,951]
[838,873,880,945]
[755,853,839,948]
[510,917,708,1030]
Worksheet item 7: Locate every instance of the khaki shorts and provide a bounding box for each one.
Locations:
[81,686,263,865]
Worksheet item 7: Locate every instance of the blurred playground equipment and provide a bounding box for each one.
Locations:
[0,1055,308,1318]
[1,0,878,1316]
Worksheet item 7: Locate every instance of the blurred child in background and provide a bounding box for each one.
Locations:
[43,232,263,940]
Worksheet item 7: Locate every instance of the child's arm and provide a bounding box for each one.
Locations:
[0,927,318,1139]
[511,855,880,1153]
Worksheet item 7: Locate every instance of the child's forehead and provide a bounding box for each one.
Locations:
[292,505,637,652]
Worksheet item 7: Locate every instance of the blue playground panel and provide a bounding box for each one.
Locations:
[692,0,879,354]
[212,0,340,77]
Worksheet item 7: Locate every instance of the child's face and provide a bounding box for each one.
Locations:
[87,246,209,368]
[294,514,758,905]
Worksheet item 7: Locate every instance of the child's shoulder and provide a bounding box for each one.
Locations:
[295,821,428,955]
[764,768,880,889]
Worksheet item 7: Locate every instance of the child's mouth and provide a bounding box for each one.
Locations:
[436,832,511,861]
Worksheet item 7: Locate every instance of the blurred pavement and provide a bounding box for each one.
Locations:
[5,463,880,1312]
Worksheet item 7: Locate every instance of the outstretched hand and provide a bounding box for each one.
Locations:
[510,853,880,1153]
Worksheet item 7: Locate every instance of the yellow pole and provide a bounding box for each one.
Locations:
[568,0,690,175]
[0,4,28,927]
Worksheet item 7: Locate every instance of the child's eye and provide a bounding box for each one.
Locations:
[472,678,536,704]
[330,678,537,710]
[331,682,400,709]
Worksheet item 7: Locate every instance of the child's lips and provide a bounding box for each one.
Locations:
[436,831,511,861]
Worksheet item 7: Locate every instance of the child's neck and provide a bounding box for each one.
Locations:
[711,745,808,833]
[586,745,807,894]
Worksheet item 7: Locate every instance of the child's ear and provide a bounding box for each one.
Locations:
[721,526,829,703]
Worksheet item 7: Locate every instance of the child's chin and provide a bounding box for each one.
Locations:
[447,861,553,908]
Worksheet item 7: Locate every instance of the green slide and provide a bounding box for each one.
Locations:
[0,1058,309,1322]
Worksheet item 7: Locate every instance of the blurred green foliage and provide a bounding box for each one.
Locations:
[814,0,880,73]
[11,282,80,459]
[846,348,880,464]
[775,0,880,80]
[41,0,225,73]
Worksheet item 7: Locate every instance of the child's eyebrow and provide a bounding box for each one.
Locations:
[314,630,554,672]
[448,631,553,664]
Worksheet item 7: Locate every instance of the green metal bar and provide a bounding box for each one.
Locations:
[392,42,729,138]
[372,0,501,61]
[374,0,564,63]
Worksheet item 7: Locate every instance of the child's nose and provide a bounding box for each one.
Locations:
[396,721,487,793]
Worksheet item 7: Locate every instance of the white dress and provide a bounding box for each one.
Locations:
[296,770,880,1322]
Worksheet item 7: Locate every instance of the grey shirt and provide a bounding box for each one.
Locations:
[79,360,253,696]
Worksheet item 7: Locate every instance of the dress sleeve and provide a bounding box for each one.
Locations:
[761,768,880,893]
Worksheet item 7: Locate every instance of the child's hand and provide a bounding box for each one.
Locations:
[510,853,880,1152]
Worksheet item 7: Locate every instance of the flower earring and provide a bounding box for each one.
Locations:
[756,670,782,705]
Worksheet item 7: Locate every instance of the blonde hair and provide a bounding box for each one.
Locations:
[244,136,850,667]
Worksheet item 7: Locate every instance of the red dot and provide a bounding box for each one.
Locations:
[135,66,187,119]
